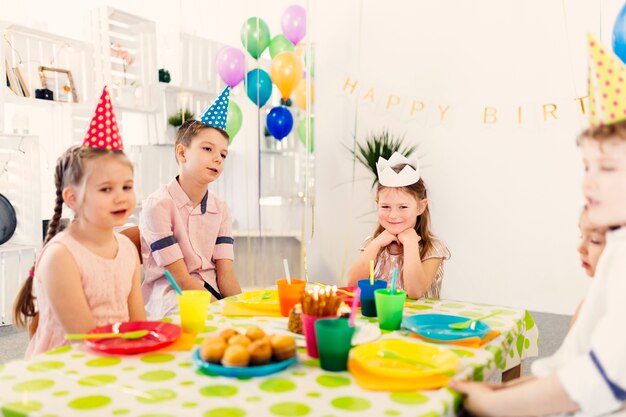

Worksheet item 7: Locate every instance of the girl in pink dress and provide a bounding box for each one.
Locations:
[13,87,145,357]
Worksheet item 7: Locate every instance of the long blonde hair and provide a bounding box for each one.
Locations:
[13,145,132,328]
[372,164,434,259]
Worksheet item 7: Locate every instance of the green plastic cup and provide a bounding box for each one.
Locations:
[374,289,407,331]
[315,318,355,371]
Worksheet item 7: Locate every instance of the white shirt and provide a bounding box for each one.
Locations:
[532,228,626,416]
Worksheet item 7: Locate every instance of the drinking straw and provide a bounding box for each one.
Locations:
[164,270,183,296]
[390,267,398,295]
[369,259,374,285]
[349,288,361,327]
[283,258,292,285]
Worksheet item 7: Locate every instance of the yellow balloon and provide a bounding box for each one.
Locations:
[294,79,314,110]
[270,51,303,100]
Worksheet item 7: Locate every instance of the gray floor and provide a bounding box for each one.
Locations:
[0,311,572,368]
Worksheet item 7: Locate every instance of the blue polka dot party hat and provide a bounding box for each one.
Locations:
[199,86,231,131]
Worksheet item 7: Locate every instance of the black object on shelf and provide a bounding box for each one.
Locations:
[159,68,171,83]
[41,218,70,242]
[0,193,17,245]
[35,88,53,100]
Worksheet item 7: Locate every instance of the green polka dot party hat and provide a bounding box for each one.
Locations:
[199,86,230,132]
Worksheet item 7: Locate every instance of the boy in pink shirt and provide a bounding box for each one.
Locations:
[140,87,242,318]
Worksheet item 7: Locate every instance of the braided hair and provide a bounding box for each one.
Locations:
[13,145,131,328]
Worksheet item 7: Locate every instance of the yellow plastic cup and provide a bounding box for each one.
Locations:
[178,290,211,333]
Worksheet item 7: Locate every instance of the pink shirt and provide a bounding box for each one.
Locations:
[140,177,234,319]
[26,231,136,358]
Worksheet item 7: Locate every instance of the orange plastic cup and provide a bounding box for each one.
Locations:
[276,278,306,316]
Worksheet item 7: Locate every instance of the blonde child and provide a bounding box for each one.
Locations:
[140,87,241,318]
[347,152,450,299]
[450,35,626,417]
[13,87,145,358]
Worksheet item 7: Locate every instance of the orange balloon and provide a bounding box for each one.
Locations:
[294,79,314,110]
[270,51,303,100]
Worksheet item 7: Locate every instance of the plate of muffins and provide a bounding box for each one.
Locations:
[193,326,298,378]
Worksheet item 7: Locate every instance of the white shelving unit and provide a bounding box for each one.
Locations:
[1,22,96,105]
[156,83,216,145]
[0,134,40,326]
[0,8,315,294]
[91,7,157,111]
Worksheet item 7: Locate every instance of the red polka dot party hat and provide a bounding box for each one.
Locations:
[588,33,626,127]
[82,86,123,150]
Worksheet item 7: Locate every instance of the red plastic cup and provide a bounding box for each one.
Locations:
[301,313,334,358]
[276,278,306,317]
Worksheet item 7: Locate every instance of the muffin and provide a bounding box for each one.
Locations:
[200,337,227,364]
[271,334,297,361]
[248,339,272,366]
[287,304,303,335]
[220,328,239,342]
[203,335,226,345]
[245,325,266,341]
[222,344,250,367]
[228,335,252,347]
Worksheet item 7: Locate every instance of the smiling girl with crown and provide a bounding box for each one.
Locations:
[347,152,450,299]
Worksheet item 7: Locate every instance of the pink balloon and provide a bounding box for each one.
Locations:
[281,5,306,45]
[216,47,246,87]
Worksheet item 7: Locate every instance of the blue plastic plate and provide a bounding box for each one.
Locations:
[192,347,297,377]
[402,314,491,341]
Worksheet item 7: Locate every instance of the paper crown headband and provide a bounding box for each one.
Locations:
[199,86,230,132]
[82,86,123,150]
[587,33,626,127]
[376,152,420,187]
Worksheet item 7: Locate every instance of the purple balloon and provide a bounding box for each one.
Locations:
[281,5,306,45]
[216,47,246,87]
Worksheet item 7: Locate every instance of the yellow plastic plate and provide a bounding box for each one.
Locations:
[235,290,279,311]
[348,359,451,391]
[350,339,458,379]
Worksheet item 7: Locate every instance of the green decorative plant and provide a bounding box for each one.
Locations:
[348,129,417,189]
[168,110,194,127]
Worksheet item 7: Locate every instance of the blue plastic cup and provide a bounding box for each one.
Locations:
[358,279,387,317]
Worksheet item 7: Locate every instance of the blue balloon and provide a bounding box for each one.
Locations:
[266,106,293,140]
[245,69,272,107]
[614,3,626,63]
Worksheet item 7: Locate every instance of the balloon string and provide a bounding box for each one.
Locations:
[560,0,585,131]
[340,0,364,284]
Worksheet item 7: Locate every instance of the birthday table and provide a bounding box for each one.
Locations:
[0,297,538,417]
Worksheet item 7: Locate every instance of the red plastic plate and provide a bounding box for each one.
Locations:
[85,321,181,355]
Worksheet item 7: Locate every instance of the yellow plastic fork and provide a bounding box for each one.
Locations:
[65,330,149,340]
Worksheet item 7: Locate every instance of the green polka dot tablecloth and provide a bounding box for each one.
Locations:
[0,297,537,417]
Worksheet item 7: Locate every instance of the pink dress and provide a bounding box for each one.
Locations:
[26,231,137,358]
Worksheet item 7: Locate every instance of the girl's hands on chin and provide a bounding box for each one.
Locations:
[397,228,420,246]
[375,229,398,248]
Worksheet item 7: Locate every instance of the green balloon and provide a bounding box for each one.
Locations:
[240,17,270,59]
[269,35,295,59]
[297,116,314,152]
[226,101,242,144]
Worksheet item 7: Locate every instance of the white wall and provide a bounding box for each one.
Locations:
[3,0,623,313]
[309,0,624,314]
